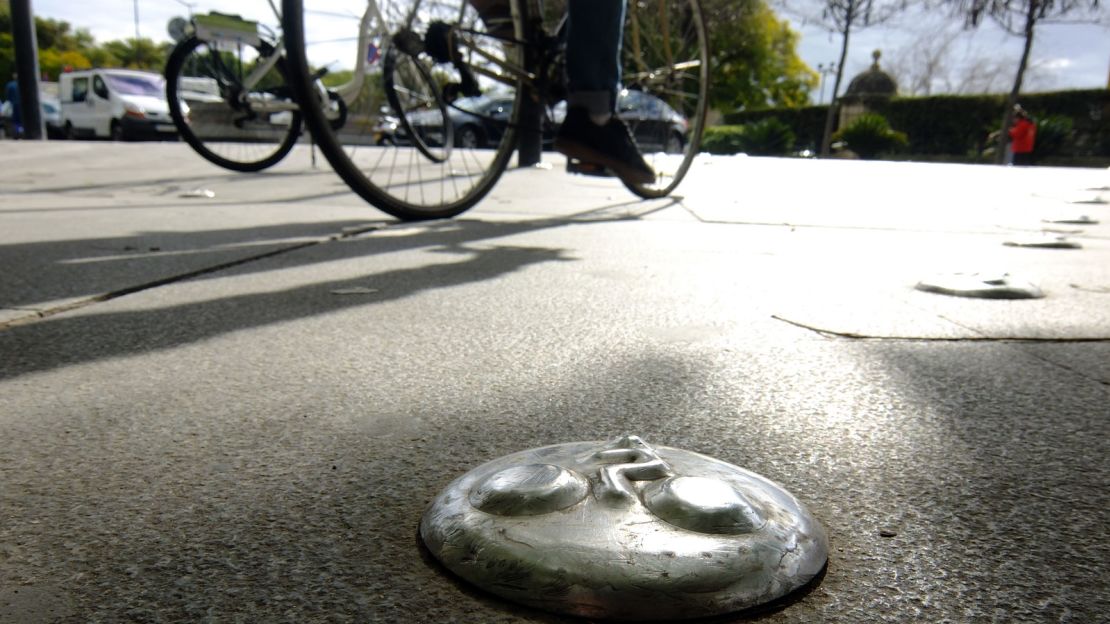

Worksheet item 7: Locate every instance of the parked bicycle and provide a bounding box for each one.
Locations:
[280,0,708,221]
[163,1,358,172]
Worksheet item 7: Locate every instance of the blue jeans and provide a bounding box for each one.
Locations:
[566,0,625,115]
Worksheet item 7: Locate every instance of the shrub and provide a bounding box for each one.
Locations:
[831,113,908,159]
[701,118,795,156]
[875,94,1002,155]
[723,89,1109,163]
[701,125,746,155]
[1032,115,1073,160]
[723,105,827,151]
[740,117,795,156]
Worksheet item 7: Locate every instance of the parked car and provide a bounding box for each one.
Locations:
[614,89,688,154]
[59,69,177,141]
[407,95,516,149]
[371,107,401,145]
[408,89,687,154]
[0,99,12,138]
[41,97,65,139]
[0,94,63,139]
[550,90,689,153]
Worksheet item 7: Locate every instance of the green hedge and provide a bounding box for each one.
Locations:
[873,95,1001,156]
[831,113,908,159]
[723,106,827,153]
[702,126,747,155]
[703,118,796,156]
[722,89,1110,162]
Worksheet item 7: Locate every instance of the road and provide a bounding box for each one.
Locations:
[1,141,1108,622]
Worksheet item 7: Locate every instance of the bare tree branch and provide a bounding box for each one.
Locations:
[774,0,919,155]
[945,0,1101,163]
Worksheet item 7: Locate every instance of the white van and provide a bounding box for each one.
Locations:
[59,69,177,140]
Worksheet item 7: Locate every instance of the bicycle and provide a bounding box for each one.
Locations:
[163,2,362,172]
[280,0,708,221]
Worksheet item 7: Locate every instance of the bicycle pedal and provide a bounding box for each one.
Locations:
[567,159,614,178]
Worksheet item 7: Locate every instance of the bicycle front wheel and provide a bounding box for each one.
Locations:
[166,36,302,172]
[281,0,523,221]
[620,0,709,198]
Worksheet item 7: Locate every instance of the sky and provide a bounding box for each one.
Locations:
[27,0,1110,102]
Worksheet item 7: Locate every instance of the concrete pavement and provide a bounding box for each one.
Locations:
[1,141,1108,622]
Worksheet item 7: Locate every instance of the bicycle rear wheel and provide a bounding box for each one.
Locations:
[281,0,523,221]
[620,0,709,198]
[383,46,453,163]
[166,36,302,172]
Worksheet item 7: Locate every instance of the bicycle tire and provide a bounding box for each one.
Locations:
[383,46,453,164]
[166,35,302,173]
[618,0,709,198]
[281,0,521,221]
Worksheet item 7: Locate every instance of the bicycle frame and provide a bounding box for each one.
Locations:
[447,0,700,104]
[448,0,560,92]
[190,0,386,115]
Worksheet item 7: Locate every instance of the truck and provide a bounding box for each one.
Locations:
[59,69,177,141]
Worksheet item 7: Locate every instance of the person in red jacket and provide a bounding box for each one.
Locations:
[1008,105,1037,166]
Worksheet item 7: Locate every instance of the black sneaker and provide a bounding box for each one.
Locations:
[555,107,655,186]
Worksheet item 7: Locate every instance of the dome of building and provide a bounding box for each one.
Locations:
[844,50,897,97]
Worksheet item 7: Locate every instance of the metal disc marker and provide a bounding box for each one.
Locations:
[1043,215,1098,225]
[915,272,1044,299]
[420,435,828,620]
[1003,235,1081,249]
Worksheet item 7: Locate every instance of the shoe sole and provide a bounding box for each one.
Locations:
[554,138,656,186]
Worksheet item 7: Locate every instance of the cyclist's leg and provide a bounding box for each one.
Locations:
[555,0,655,186]
[565,0,623,122]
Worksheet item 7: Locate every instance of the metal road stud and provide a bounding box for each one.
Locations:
[1003,234,1082,249]
[915,272,1044,299]
[420,435,828,620]
[1043,215,1099,225]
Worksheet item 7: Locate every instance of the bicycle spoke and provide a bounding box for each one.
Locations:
[167,35,301,172]
[285,0,521,219]
[620,0,708,197]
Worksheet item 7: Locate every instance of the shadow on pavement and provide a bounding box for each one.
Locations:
[1,198,681,381]
[0,220,377,310]
[0,240,572,381]
[0,197,676,311]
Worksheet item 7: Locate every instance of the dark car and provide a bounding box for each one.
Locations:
[551,89,688,154]
[614,89,688,154]
[408,95,514,149]
[453,96,515,148]
[409,89,687,153]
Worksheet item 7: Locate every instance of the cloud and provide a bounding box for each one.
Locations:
[1037,58,1074,71]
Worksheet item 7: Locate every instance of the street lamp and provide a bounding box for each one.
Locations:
[817,62,837,105]
[173,0,198,18]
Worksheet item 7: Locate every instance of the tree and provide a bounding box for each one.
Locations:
[701,0,818,111]
[885,17,1057,95]
[777,0,915,155]
[33,16,89,52]
[950,55,1055,93]
[100,38,171,72]
[38,48,92,80]
[948,0,1103,163]
[0,2,13,84]
[0,2,173,82]
[885,20,961,95]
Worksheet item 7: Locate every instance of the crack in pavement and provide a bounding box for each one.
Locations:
[771,314,1110,343]
[772,314,1110,386]
[0,224,384,332]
